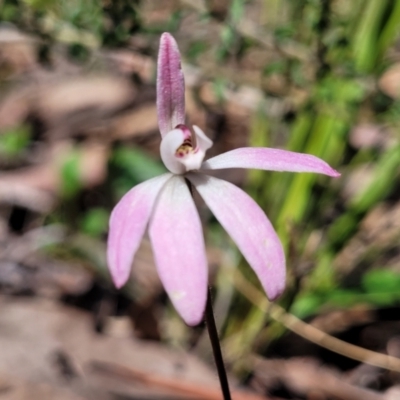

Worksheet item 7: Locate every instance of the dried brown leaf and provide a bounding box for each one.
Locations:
[0,297,221,398]
[379,64,400,99]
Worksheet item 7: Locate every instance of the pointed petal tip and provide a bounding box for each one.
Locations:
[160,32,176,44]
[320,161,341,178]
[112,273,128,290]
[178,302,206,326]
[170,290,207,326]
[159,33,180,58]
[330,169,341,178]
[260,268,286,302]
[184,314,204,327]
[109,268,130,289]
[106,248,129,289]
[172,295,206,326]
[266,284,285,302]
[159,33,178,53]
[107,246,130,289]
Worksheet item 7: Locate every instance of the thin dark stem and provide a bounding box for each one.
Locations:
[185,179,231,399]
[205,287,232,400]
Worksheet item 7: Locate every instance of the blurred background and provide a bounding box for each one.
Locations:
[1,0,400,399]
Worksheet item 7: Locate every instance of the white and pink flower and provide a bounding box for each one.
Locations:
[107,33,340,326]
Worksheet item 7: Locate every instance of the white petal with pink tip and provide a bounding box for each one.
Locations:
[149,176,208,326]
[188,173,286,300]
[202,147,340,177]
[107,173,172,288]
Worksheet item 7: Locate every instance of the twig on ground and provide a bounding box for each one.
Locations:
[232,269,400,373]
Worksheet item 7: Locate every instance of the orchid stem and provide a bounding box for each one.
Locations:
[205,287,232,400]
[186,179,231,399]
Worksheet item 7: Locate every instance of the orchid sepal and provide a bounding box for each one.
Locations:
[202,147,340,177]
[157,33,185,137]
[107,173,173,288]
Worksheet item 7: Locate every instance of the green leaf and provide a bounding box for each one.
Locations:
[60,150,81,198]
[291,293,322,318]
[111,147,166,185]
[230,0,245,23]
[80,208,109,237]
[351,144,400,212]
[186,40,208,62]
[0,125,30,157]
[364,291,398,306]
[362,269,400,293]
[327,289,362,307]
[22,0,55,11]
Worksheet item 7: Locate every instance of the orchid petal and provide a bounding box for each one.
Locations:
[160,128,189,174]
[149,176,208,326]
[157,33,185,137]
[193,125,213,153]
[202,147,340,177]
[161,126,213,174]
[188,173,286,300]
[107,173,172,288]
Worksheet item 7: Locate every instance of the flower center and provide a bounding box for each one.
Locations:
[176,139,194,158]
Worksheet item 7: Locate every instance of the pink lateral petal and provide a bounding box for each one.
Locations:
[107,173,173,288]
[188,173,286,300]
[149,176,208,326]
[202,147,340,177]
[157,33,185,137]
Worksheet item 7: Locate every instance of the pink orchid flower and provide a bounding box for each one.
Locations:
[107,33,340,326]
